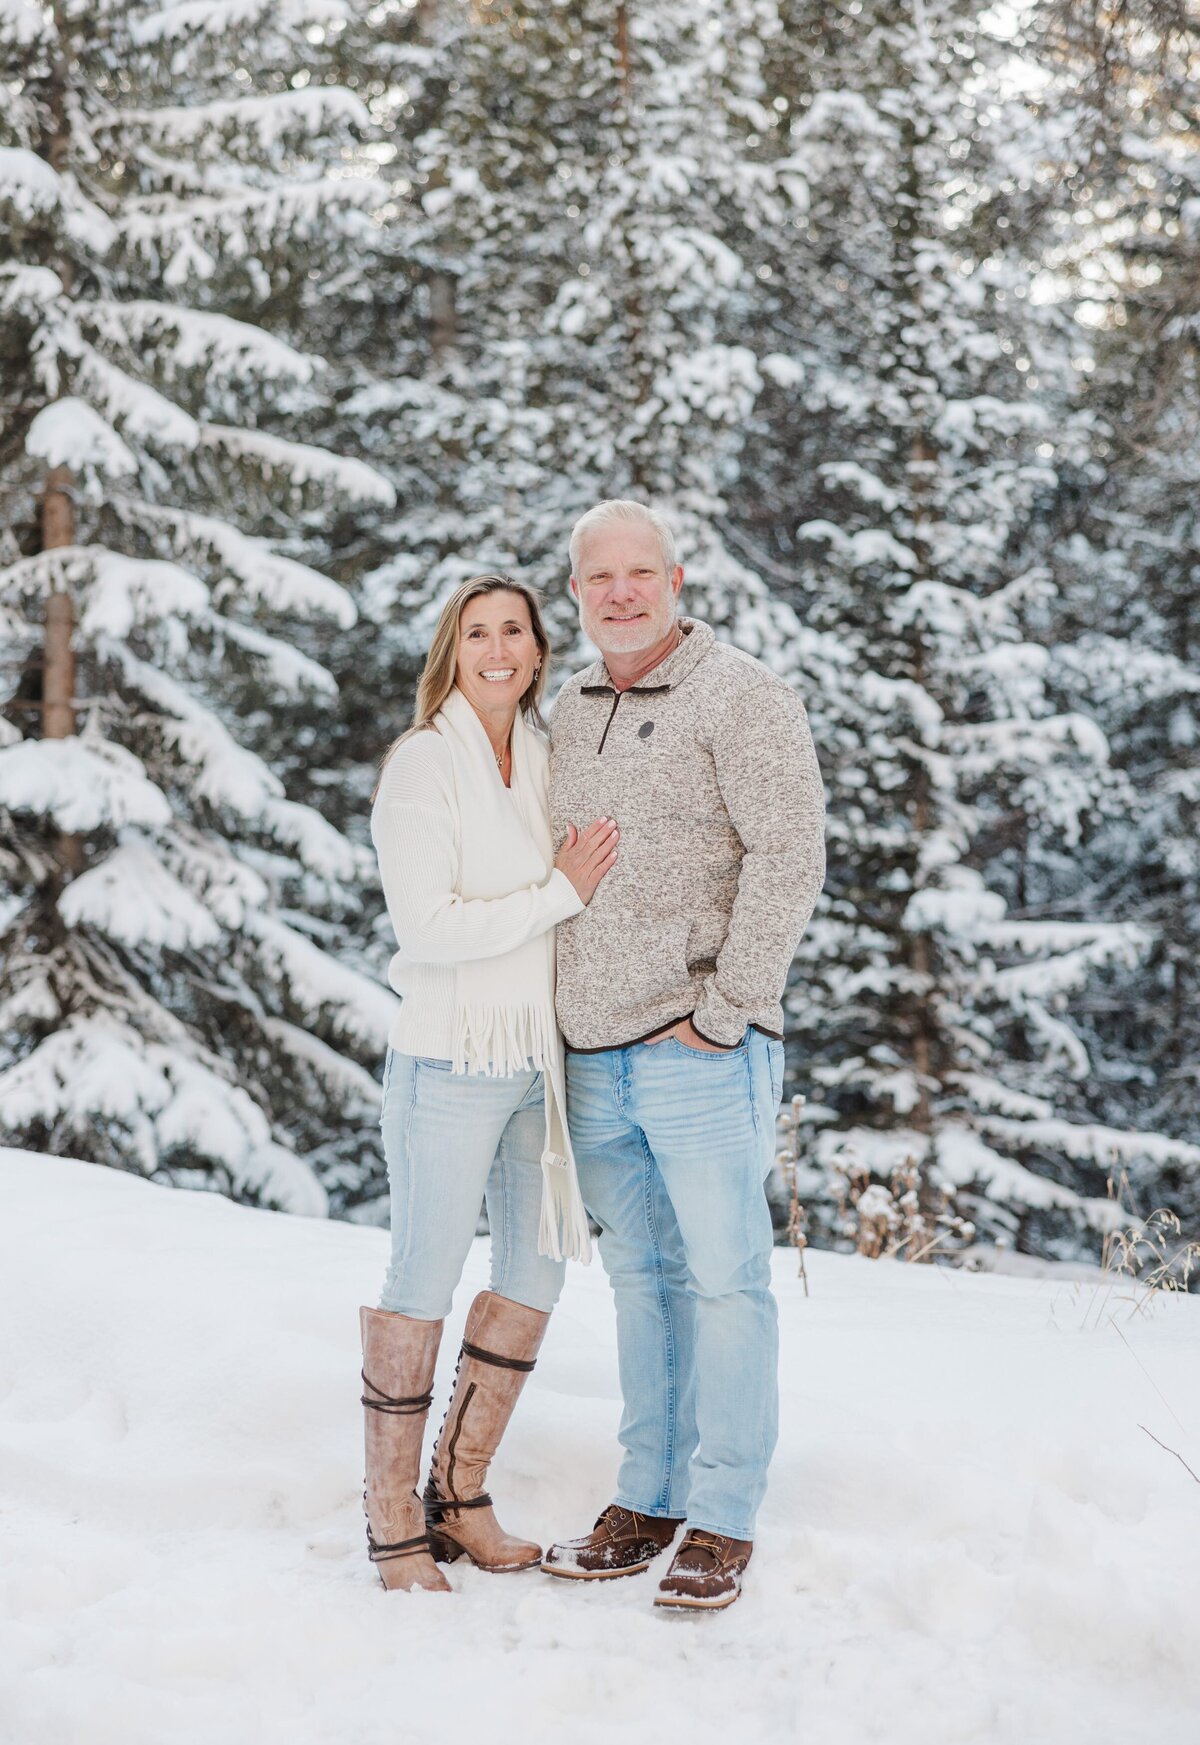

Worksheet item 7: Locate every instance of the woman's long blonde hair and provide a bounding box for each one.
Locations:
[374,574,552,796]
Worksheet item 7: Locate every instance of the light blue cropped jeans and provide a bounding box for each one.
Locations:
[566,1030,784,1542]
[378,1049,566,1321]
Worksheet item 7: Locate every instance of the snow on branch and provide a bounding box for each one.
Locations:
[0,0,50,48]
[129,502,355,626]
[0,147,116,252]
[205,616,338,699]
[259,1016,382,1118]
[81,552,210,639]
[934,396,1050,455]
[817,462,900,512]
[57,838,222,952]
[97,641,284,816]
[117,177,381,274]
[945,1073,1055,1122]
[75,345,200,450]
[258,798,369,884]
[131,1,352,46]
[933,1127,1123,1232]
[978,1116,1200,1174]
[0,739,171,834]
[0,261,64,314]
[115,88,369,157]
[988,939,1140,1002]
[27,399,137,479]
[245,912,396,1051]
[0,546,95,605]
[230,1142,328,1217]
[797,519,919,573]
[946,713,1110,766]
[85,300,319,389]
[200,426,395,506]
[0,145,62,218]
[161,834,265,928]
[0,1012,326,1214]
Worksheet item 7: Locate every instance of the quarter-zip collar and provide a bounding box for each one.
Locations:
[578,618,715,696]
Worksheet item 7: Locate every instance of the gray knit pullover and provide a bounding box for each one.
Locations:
[548,619,826,1051]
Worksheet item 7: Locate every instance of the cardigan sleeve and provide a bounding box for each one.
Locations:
[371,733,583,966]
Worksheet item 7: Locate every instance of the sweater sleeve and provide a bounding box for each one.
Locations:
[371,736,583,966]
[691,679,827,1046]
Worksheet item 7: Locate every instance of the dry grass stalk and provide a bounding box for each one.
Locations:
[776,1094,810,1294]
[834,1152,974,1264]
[1099,1168,1199,1316]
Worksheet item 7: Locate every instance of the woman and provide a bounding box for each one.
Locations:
[360,574,617,1594]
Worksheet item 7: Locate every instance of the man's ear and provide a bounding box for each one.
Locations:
[671,565,684,599]
[569,575,579,600]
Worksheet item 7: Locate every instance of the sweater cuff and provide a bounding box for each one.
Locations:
[546,867,586,921]
[691,982,750,1049]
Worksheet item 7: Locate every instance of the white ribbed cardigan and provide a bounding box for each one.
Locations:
[371,692,589,1259]
[371,726,582,1057]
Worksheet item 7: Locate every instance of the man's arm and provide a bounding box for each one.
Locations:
[690,678,826,1047]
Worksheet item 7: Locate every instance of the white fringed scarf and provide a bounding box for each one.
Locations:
[435,686,591,1264]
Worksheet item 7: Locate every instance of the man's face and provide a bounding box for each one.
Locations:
[571,522,684,657]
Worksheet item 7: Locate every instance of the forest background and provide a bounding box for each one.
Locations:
[1,0,1197,1275]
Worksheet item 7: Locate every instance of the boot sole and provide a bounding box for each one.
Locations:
[653,1588,740,1611]
[540,1558,652,1580]
[428,1531,540,1573]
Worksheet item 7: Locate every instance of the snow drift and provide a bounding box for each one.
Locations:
[1,1149,1198,1745]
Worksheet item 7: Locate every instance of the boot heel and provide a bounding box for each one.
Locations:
[426,1528,465,1565]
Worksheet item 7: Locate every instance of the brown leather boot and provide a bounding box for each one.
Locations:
[653,1529,753,1610]
[424,1291,548,1573]
[542,1504,684,1579]
[360,1306,451,1593]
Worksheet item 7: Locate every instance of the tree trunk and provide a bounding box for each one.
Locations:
[428,270,457,356]
[41,465,75,740]
[41,464,83,875]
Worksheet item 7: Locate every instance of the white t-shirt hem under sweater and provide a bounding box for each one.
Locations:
[371,726,584,1061]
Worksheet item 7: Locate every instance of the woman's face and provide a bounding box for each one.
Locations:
[454,589,540,719]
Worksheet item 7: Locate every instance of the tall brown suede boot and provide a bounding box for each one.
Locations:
[360,1306,451,1593]
[424,1291,548,1572]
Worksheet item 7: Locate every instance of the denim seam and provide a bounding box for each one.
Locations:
[492,1119,515,1298]
[395,1047,420,1284]
[638,1123,677,1514]
[746,1034,765,1143]
[380,1056,421,1310]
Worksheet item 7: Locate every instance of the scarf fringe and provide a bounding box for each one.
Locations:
[451,1001,557,1077]
[539,1149,593,1265]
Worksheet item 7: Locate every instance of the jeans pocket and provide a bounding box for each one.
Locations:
[669,1031,748,1061]
[415,1056,454,1072]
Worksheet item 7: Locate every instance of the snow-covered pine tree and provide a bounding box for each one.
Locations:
[1026,0,1200,1233]
[728,0,1200,1258]
[331,0,814,748]
[0,0,399,1214]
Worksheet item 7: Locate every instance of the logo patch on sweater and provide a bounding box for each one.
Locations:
[638,721,655,739]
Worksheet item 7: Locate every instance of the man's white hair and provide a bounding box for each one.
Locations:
[568,499,677,578]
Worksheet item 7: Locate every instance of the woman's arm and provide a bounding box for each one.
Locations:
[373,790,584,966]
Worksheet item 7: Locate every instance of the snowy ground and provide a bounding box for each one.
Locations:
[2,1150,1198,1745]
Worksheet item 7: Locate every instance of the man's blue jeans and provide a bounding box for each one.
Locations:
[566,1030,784,1541]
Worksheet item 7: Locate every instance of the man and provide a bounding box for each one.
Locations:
[542,500,826,1610]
